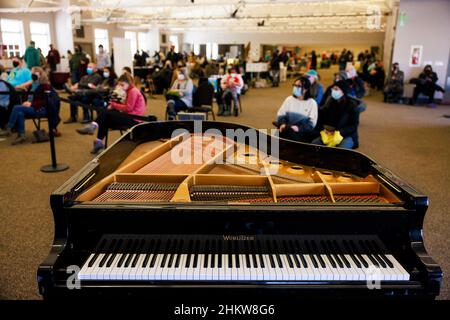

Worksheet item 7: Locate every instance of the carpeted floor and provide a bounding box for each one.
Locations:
[0,66,448,299]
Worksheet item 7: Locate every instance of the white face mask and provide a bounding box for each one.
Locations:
[178,74,185,81]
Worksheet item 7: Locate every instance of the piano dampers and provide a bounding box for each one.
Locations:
[93,182,179,202]
[190,185,271,202]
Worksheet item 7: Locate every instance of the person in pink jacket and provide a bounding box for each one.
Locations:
[77,73,146,154]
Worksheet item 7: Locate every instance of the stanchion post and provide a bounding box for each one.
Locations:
[40,90,69,173]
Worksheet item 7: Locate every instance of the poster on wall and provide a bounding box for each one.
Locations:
[409,45,423,67]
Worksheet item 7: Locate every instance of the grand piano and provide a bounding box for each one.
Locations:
[37,121,442,300]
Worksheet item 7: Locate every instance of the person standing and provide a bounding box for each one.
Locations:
[310,50,317,70]
[47,44,61,72]
[23,41,41,68]
[96,44,111,70]
[269,50,281,87]
[69,45,87,84]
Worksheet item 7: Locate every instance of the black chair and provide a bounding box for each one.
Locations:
[192,79,216,120]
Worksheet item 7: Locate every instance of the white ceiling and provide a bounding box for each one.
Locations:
[0,0,395,33]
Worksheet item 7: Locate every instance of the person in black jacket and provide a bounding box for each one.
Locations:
[269,50,281,87]
[410,65,444,107]
[311,80,361,149]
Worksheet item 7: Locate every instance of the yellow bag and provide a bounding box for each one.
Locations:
[320,130,344,147]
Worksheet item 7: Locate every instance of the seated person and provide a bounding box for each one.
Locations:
[0,67,50,145]
[165,68,194,120]
[311,80,361,149]
[92,66,118,109]
[383,62,404,103]
[409,65,445,108]
[305,69,323,105]
[321,70,348,106]
[367,60,385,91]
[151,60,173,94]
[64,62,103,123]
[76,73,146,154]
[274,76,318,142]
[346,64,366,99]
[216,66,244,116]
[6,56,32,91]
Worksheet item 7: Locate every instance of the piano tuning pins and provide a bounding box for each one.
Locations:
[190,185,270,202]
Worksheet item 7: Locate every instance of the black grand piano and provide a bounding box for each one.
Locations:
[37,121,442,300]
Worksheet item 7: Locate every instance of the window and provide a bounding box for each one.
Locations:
[206,43,219,59]
[30,22,51,53]
[169,35,178,52]
[0,19,25,57]
[138,32,148,52]
[94,28,109,54]
[124,31,137,55]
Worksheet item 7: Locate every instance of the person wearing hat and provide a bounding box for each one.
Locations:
[320,70,348,107]
[274,76,318,142]
[305,69,324,105]
[311,80,363,149]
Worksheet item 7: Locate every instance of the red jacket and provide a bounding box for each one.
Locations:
[32,83,52,111]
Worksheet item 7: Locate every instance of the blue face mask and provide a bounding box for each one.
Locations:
[293,86,302,97]
[331,89,344,100]
[86,68,94,75]
[103,72,110,78]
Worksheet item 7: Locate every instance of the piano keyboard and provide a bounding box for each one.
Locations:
[78,235,409,282]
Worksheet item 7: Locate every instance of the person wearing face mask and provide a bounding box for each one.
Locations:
[216,66,244,116]
[383,62,404,103]
[311,80,362,149]
[6,57,33,90]
[345,64,366,99]
[409,65,444,108]
[69,45,87,84]
[165,68,194,120]
[0,67,51,144]
[96,44,111,70]
[77,73,146,154]
[305,69,323,105]
[273,77,318,143]
[65,62,102,123]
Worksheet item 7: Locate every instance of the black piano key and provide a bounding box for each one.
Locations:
[174,240,184,268]
[349,240,368,268]
[131,238,145,268]
[273,240,284,268]
[218,240,223,268]
[234,241,240,268]
[266,240,276,268]
[332,240,350,268]
[203,240,209,268]
[192,240,199,268]
[185,239,194,268]
[88,239,107,267]
[320,240,337,268]
[210,240,216,268]
[106,238,123,268]
[364,240,387,268]
[160,239,172,268]
[326,240,344,268]
[257,240,265,268]
[244,241,251,268]
[124,239,139,268]
[149,239,161,268]
[282,240,294,268]
[99,239,117,267]
[117,239,133,268]
[305,240,319,268]
[342,239,362,268]
[358,240,379,267]
[288,240,300,268]
[167,239,178,268]
[250,241,258,268]
[227,241,233,268]
[294,240,308,268]
[370,240,394,268]
[142,239,155,268]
